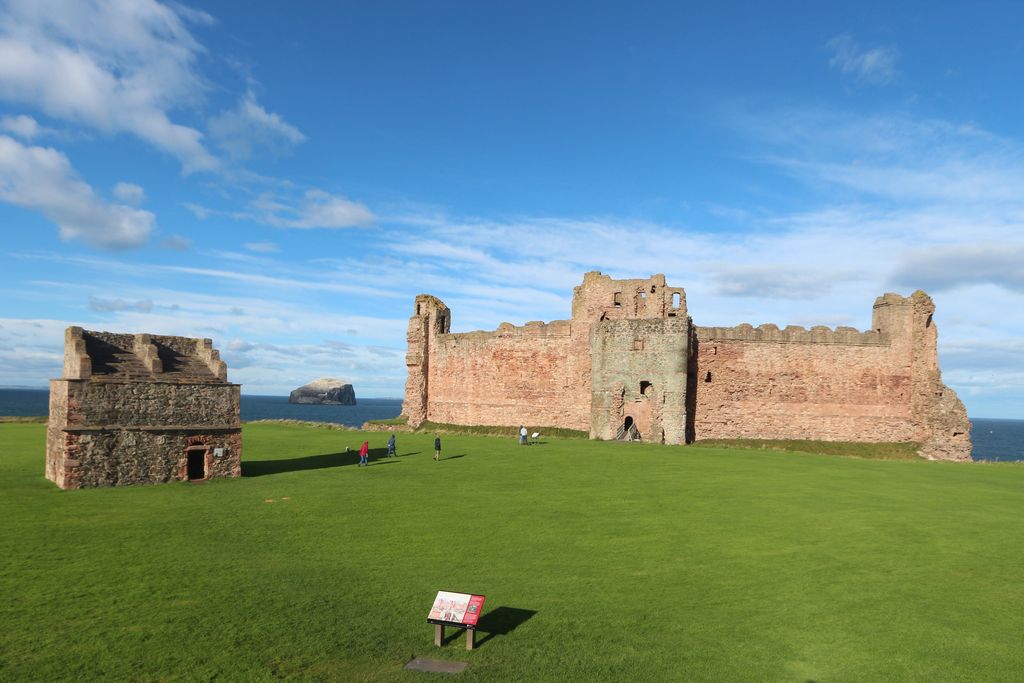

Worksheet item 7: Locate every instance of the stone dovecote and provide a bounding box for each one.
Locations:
[46,327,242,489]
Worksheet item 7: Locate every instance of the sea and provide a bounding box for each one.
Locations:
[2,388,1021,462]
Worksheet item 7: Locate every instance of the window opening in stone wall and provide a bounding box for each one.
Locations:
[613,292,622,307]
[704,371,712,382]
[633,338,644,351]
[672,292,681,308]
[186,448,206,481]
[416,303,421,315]
[640,380,653,396]
[640,291,647,299]
[926,314,933,328]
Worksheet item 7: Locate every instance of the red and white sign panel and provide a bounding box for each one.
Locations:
[427,591,486,628]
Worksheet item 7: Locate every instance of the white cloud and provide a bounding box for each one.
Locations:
[208,91,306,160]
[244,241,279,253]
[0,135,154,248]
[0,0,218,172]
[0,113,51,140]
[249,189,375,228]
[0,318,69,386]
[112,181,145,205]
[182,202,211,219]
[182,189,376,230]
[89,296,153,313]
[161,234,192,250]
[738,109,1024,205]
[710,265,853,300]
[890,244,1024,293]
[826,34,899,84]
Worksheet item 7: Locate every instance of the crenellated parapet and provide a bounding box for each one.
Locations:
[445,319,574,342]
[696,323,888,346]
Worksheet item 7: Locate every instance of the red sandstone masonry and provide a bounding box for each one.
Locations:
[426,321,592,431]
[402,273,971,461]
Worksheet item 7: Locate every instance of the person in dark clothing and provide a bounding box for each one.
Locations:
[434,436,441,462]
[387,434,396,457]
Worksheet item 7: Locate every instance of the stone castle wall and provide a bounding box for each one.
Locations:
[418,319,593,430]
[46,327,242,489]
[402,273,971,461]
[692,328,914,442]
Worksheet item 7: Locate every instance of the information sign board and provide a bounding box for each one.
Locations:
[426,590,486,630]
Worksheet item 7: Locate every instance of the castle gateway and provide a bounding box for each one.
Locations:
[402,272,971,461]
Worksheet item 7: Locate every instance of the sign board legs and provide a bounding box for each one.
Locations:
[466,629,475,650]
[434,624,443,647]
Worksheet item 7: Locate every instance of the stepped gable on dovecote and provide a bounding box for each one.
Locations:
[401,272,971,461]
[46,327,242,489]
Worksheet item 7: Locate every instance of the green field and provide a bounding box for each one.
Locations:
[2,423,1022,681]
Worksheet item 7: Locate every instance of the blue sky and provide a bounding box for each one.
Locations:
[1,1,1022,418]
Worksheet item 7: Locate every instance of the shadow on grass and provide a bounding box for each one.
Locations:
[441,628,464,646]
[243,448,397,476]
[474,607,537,648]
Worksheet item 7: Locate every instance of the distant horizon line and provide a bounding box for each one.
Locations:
[0,385,404,401]
[0,386,1016,421]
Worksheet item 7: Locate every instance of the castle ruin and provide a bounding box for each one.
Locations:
[402,272,971,461]
[46,327,242,489]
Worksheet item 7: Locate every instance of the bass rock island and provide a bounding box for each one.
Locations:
[289,377,357,405]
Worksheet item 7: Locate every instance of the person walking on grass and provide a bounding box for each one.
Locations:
[519,425,528,446]
[358,440,369,467]
[434,436,442,462]
[387,433,396,457]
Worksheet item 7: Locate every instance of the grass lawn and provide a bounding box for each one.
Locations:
[1,423,1022,681]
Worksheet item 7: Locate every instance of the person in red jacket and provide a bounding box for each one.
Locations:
[358,441,369,466]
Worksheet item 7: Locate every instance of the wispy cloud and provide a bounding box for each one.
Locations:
[189,188,376,229]
[0,0,361,251]
[208,91,307,161]
[0,113,54,140]
[0,135,154,248]
[826,34,899,85]
[890,244,1024,293]
[161,234,193,251]
[112,182,145,205]
[249,189,375,229]
[244,241,279,253]
[0,0,219,172]
[89,296,154,313]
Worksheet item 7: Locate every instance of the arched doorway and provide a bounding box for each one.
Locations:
[620,416,640,441]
